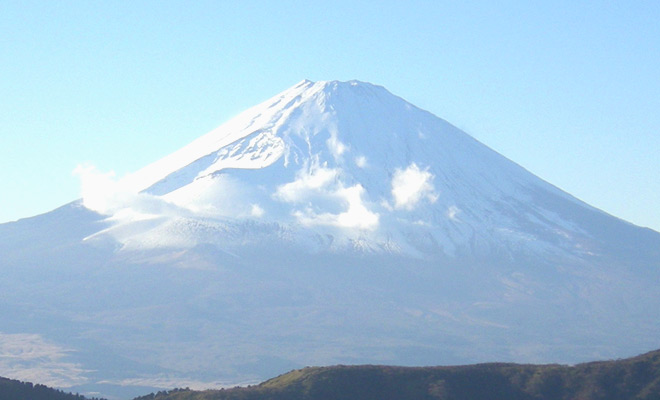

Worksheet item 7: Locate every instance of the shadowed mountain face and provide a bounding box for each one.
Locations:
[1,80,659,399]
[133,349,660,400]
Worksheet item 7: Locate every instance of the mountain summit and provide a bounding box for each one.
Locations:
[1,80,659,398]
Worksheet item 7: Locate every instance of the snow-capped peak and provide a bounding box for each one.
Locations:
[81,80,599,257]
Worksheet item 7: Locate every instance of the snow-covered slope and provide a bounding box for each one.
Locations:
[1,80,659,399]
[82,80,623,260]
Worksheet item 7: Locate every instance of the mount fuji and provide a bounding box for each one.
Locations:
[1,80,659,399]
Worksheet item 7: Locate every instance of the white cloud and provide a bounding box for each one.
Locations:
[274,162,339,203]
[275,161,379,230]
[327,133,348,160]
[73,164,127,214]
[73,163,180,217]
[413,219,431,226]
[355,155,367,168]
[391,163,438,210]
[294,184,379,230]
[74,164,256,223]
[447,205,461,220]
[335,185,378,228]
[251,204,265,217]
[102,376,256,391]
[163,174,248,217]
[0,332,89,388]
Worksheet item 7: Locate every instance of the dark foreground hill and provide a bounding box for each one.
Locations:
[0,376,105,400]
[134,349,660,400]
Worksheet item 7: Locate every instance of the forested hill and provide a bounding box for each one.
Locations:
[0,376,105,400]
[134,349,660,400]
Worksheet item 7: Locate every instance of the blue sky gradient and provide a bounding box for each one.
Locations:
[2,1,659,231]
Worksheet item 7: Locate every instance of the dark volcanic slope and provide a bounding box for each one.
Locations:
[134,349,660,400]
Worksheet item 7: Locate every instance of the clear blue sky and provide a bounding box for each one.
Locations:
[2,1,659,232]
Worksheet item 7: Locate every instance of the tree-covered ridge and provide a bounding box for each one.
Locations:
[134,349,660,400]
[0,376,105,400]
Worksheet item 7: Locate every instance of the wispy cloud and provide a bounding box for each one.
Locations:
[0,332,89,388]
